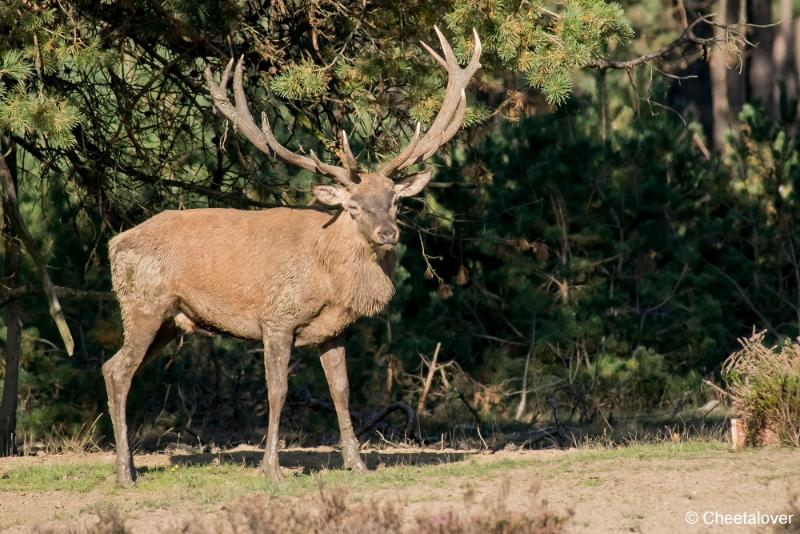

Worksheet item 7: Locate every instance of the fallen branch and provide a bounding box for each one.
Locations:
[290,390,422,444]
[355,401,421,444]
[515,313,536,421]
[457,390,482,426]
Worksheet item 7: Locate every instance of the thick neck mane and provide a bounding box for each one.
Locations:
[313,210,396,317]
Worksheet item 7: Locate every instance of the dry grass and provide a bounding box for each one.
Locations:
[21,415,104,455]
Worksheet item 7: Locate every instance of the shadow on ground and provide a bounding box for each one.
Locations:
[167,448,472,473]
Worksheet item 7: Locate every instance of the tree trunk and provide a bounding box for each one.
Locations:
[773,0,797,120]
[710,0,732,149]
[726,0,748,122]
[748,0,775,116]
[0,144,22,457]
[795,16,800,93]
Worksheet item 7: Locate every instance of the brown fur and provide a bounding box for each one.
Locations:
[109,206,395,346]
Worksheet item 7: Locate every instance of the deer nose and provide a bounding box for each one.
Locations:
[376,227,399,245]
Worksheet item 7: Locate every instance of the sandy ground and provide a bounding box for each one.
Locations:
[1,444,799,533]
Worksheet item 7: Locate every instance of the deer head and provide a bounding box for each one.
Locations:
[205,27,482,248]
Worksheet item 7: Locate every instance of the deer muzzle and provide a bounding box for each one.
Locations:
[374,226,399,246]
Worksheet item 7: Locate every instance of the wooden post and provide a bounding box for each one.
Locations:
[730,418,746,449]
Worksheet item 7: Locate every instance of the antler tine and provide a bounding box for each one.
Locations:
[378,28,482,175]
[433,25,459,67]
[219,57,234,92]
[468,28,482,72]
[258,112,353,187]
[206,56,354,187]
[423,89,467,160]
[380,122,421,176]
[339,130,360,170]
[419,40,447,69]
[205,58,264,151]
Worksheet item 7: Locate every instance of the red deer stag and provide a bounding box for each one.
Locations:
[102,27,481,486]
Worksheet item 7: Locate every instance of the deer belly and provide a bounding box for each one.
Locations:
[294,305,358,347]
[175,298,263,340]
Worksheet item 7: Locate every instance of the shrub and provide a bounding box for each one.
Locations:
[720,332,800,446]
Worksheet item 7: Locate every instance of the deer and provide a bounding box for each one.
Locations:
[102,27,481,486]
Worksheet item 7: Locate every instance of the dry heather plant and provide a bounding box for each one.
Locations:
[773,494,800,533]
[184,481,569,534]
[35,506,126,534]
[38,481,570,534]
[718,331,800,446]
[414,481,571,534]
[192,492,401,534]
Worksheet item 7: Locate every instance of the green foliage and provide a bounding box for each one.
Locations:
[270,60,330,101]
[0,50,34,82]
[445,0,634,103]
[0,91,82,148]
[0,1,101,148]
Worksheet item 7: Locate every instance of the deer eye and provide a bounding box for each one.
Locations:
[347,204,361,217]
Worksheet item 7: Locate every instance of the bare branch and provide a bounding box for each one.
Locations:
[0,285,115,308]
[586,14,748,71]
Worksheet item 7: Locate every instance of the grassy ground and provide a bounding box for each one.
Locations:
[1,440,799,533]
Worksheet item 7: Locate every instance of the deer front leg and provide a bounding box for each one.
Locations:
[103,314,175,486]
[262,328,292,481]
[320,336,367,473]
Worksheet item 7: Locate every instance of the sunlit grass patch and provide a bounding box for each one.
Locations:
[0,462,110,493]
[568,439,728,462]
[0,440,733,502]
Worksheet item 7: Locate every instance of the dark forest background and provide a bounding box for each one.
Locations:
[1,0,799,453]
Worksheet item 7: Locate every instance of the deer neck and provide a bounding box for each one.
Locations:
[314,210,396,316]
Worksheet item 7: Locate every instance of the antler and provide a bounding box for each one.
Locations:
[205,57,355,187]
[380,27,482,175]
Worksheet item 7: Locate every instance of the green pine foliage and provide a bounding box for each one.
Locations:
[444,0,634,104]
[0,1,105,149]
[270,59,330,100]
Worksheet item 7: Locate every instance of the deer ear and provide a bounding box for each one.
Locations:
[394,170,433,197]
[312,184,350,206]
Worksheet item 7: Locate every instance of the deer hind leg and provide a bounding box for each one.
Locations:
[261,328,293,481]
[103,311,175,486]
[320,336,367,473]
